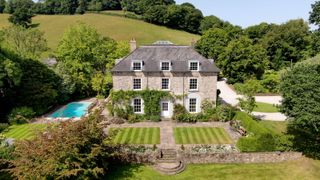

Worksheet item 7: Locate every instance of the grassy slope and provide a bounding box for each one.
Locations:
[259,121,287,135]
[0,14,200,51]
[174,127,233,144]
[105,157,320,180]
[254,102,279,113]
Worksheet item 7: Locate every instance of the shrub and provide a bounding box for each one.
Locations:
[216,104,236,122]
[8,107,35,125]
[173,104,187,120]
[261,71,280,93]
[201,99,216,115]
[114,105,133,120]
[234,79,267,94]
[0,123,9,133]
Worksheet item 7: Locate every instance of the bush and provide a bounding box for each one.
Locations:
[8,107,35,125]
[201,99,216,115]
[0,123,9,133]
[173,104,187,120]
[114,105,133,120]
[234,79,267,94]
[216,104,236,122]
[261,71,280,93]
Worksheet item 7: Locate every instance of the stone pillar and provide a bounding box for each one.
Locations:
[130,38,137,52]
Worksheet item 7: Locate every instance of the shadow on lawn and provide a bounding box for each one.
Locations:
[103,164,143,180]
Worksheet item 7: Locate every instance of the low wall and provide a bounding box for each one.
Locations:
[179,152,302,164]
[122,151,302,164]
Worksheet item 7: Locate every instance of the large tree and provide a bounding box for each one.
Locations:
[261,19,311,70]
[310,1,320,28]
[56,23,129,97]
[200,15,226,33]
[6,0,35,27]
[280,56,320,159]
[218,36,269,84]
[1,25,48,59]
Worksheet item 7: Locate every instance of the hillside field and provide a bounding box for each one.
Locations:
[0,14,200,51]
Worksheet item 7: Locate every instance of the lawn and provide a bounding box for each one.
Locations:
[104,157,320,180]
[253,102,279,113]
[111,127,160,144]
[0,14,199,51]
[259,121,288,135]
[2,123,47,140]
[174,127,233,144]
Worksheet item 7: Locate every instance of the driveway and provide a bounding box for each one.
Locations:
[217,80,287,121]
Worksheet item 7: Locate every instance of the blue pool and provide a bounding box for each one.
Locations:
[49,102,92,118]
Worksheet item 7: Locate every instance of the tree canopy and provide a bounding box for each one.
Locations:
[280,56,320,159]
[6,0,35,27]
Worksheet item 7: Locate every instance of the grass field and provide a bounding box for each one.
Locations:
[259,121,288,135]
[2,124,47,140]
[111,127,160,144]
[174,127,233,144]
[253,102,279,113]
[0,14,200,51]
[105,157,320,180]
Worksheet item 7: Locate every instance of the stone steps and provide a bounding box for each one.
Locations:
[153,161,186,175]
[154,149,186,175]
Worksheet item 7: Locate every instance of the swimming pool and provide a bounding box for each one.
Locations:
[49,102,92,118]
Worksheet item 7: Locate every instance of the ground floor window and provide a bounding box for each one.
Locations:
[189,98,197,112]
[133,98,142,113]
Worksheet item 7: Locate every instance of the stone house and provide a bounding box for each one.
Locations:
[111,40,220,118]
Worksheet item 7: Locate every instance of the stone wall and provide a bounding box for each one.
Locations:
[123,151,302,164]
[179,152,302,164]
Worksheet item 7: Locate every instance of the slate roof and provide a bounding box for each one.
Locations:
[112,44,220,73]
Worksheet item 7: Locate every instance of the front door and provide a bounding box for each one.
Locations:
[161,101,170,118]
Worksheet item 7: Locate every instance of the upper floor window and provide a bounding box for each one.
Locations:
[133,78,141,90]
[189,78,198,91]
[161,61,171,71]
[161,78,170,90]
[189,61,199,71]
[132,61,142,71]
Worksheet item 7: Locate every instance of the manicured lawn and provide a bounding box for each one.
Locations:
[0,14,199,51]
[174,127,233,144]
[259,121,288,135]
[111,127,160,144]
[2,124,47,140]
[104,157,320,180]
[253,102,279,113]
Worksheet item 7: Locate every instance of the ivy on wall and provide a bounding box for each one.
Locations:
[110,89,173,121]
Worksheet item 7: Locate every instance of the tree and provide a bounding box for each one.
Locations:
[2,25,48,59]
[56,23,128,97]
[280,56,320,159]
[309,1,320,28]
[200,15,226,33]
[76,0,87,14]
[244,23,274,43]
[6,0,35,27]
[238,94,256,114]
[0,0,6,13]
[195,28,231,60]
[261,19,311,70]
[218,36,269,84]
[10,112,112,179]
[144,5,167,24]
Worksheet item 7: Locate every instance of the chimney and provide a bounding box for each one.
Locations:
[130,38,137,52]
[191,38,196,48]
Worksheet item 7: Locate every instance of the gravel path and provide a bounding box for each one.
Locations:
[217,80,286,121]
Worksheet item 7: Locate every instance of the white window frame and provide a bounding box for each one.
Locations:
[189,61,199,71]
[160,61,171,71]
[161,78,170,90]
[189,98,197,113]
[189,78,198,91]
[133,78,142,90]
[133,98,143,113]
[132,60,143,71]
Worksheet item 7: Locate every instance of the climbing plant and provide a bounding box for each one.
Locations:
[109,89,173,121]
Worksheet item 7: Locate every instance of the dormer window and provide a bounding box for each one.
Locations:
[132,61,143,71]
[161,61,171,71]
[189,61,199,71]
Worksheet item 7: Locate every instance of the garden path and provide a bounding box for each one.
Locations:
[217,80,287,121]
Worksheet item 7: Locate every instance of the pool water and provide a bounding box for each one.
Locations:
[49,102,92,118]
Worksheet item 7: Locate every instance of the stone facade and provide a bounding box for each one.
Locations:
[112,71,218,116]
